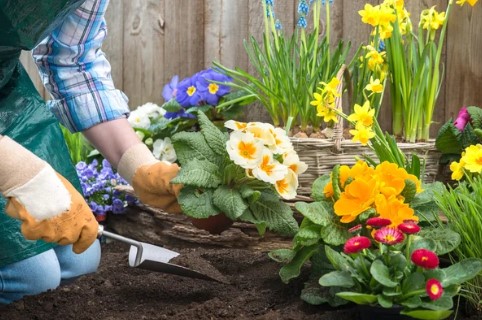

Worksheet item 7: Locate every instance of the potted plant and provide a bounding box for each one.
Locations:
[270,160,482,319]
[170,111,306,235]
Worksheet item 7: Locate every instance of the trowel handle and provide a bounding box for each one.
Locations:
[97,225,144,266]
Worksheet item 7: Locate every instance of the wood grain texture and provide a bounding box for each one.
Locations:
[19,51,46,99]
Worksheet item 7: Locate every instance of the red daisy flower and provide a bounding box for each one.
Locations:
[411,249,439,269]
[343,236,371,254]
[366,217,392,228]
[373,227,404,245]
[426,278,444,300]
[398,221,421,234]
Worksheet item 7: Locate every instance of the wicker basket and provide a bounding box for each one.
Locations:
[290,65,441,196]
[291,138,441,196]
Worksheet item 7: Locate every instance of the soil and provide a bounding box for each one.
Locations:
[0,241,480,320]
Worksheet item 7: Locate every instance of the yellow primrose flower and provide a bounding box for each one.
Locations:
[456,0,479,6]
[270,127,293,154]
[359,4,380,27]
[460,144,482,173]
[246,122,276,147]
[450,160,465,181]
[374,194,419,227]
[226,131,264,169]
[349,123,376,146]
[334,176,378,223]
[374,161,416,197]
[365,77,384,94]
[282,152,308,176]
[348,101,375,127]
[225,120,248,131]
[275,169,298,200]
[252,149,288,184]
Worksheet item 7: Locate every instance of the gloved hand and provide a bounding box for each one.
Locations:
[117,143,182,213]
[0,136,98,253]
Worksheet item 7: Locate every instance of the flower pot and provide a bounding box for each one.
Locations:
[190,213,233,235]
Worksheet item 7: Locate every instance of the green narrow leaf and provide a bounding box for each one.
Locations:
[197,111,228,156]
[278,245,318,283]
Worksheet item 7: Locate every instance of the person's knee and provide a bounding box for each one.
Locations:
[0,250,61,304]
[54,240,101,280]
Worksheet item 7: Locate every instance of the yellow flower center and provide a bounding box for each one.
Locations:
[430,284,440,295]
[238,141,257,160]
[187,86,196,96]
[276,179,288,193]
[208,83,219,95]
[260,155,275,175]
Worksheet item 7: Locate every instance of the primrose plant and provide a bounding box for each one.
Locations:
[170,111,307,236]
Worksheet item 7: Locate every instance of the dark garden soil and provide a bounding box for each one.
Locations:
[0,241,480,320]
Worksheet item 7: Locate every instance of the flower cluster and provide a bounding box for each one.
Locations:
[310,77,340,125]
[225,120,307,200]
[357,0,478,142]
[270,160,482,320]
[76,159,137,221]
[162,68,232,119]
[127,102,177,163]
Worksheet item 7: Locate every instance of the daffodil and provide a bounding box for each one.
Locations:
[359,4,380,27]
[349,124,376,146]
[456,0,479,6]
[348,101,375,127]
[365,77,384,94]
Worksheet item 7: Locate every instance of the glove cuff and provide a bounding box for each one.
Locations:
[117,143,157,185]
[0,136,48,193]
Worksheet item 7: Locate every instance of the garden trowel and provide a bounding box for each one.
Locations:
[98,225,224,283]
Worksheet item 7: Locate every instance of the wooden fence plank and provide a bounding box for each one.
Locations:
[19,51,46,99]
[103,0,124,93]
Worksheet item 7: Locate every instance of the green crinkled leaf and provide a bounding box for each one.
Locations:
[172,131,223,166]
[212,185,248,220]
[178,187,220,218]
[295,201,334,226]
[412,182,447,222]
[279,245,318,283]
[335,292,377,305]
[460,122,479,149]
[268,248,296,264]
[441,258,482,287]
[467,106,482,129]
[370,259,398,288]
[320,223,350,246]
[401,309,453,320]
[197,111,228,156]
[319,271,354,288]
[161,98,182,112]
[401,178,417,203]
[239,185,261,204]
[418,227,461,256]
[249,191,299,236]
[311,175,331,201]
[435,120,462,155]
[171,160,221,188]
[295,225,322,247]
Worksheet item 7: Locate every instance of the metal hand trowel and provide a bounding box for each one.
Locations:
[98,225,223,282]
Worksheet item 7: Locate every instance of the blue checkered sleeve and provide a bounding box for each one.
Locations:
[32,0,130,132]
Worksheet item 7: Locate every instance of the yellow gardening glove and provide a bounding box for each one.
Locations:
[117,143,182,213]
[0,136,98,253]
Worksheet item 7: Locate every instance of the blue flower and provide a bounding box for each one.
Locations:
[321,0,334,4]
[176,75,201,107]
[265,0,274,6]
[275,19,283,30]
[196,69,232,106]
[162,75,179,101]
[298,0,309,15]
[297,16,307,29]
[378,40,386,52]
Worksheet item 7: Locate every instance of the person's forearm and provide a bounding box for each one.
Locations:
[82,118,142,168]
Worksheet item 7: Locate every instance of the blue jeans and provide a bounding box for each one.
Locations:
[0,240,101,304]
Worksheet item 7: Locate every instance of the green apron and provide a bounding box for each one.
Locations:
[0,0,85,267]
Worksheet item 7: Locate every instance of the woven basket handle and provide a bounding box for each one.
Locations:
[332,64,346,153]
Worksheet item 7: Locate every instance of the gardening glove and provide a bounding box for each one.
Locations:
[0,135,98,254]
[117,143,182,213]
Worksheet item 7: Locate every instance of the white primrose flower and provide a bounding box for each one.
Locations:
[226,131,263,169]
[252,149,288,184]
[246,122,276,147]
[270,127,294,154]
[275,169,298,200]
[283,152,308,175]
[152,138,177,163]
[138,102,166,118]
[225,120,248,132]
[128,109,151,129]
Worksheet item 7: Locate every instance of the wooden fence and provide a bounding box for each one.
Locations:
[20,0,482,135]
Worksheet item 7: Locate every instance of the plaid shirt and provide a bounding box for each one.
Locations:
[32,0,129,132]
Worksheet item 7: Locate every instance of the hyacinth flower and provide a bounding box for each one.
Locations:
[76,159,137,221]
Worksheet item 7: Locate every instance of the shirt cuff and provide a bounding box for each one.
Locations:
[47,89,131,132]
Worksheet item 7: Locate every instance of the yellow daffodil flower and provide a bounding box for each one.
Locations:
[348,101,375,127]
[349,123,376,146]
[456,0,478,6]
[365,77,384,94]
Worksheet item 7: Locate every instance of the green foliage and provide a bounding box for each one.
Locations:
[171,111,298,236]
[60,125,93,164]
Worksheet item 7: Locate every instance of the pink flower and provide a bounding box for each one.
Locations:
[343,236,371,254]
[454,106,470,131]
[373,227,405,245]
[411,249,439,269]
[426,278,444,301]
[348,224,362,233]
[366,217,392,228]
[398,222,421,234]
